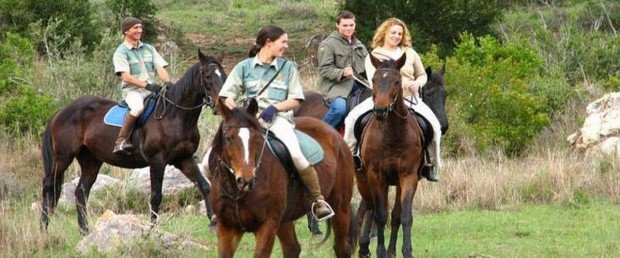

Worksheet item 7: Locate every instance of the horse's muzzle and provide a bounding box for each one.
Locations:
[373,106,388,118]
[236,176,257,192]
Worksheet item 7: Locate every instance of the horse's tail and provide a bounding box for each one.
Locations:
[40,120,63,231]
[42,122,54,180]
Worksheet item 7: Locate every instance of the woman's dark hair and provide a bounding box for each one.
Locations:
[248,25,286,58]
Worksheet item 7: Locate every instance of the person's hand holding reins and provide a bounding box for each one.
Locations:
[145,83,162,94]
[259,105,278,122]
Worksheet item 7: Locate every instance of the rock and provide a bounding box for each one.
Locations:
[568,92,620,157]
[127,165,196,195]
[76,210,209,254]
[59,175,120,204]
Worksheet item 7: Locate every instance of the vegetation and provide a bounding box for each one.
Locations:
[0,0,618,256]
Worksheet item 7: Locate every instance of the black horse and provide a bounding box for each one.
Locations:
[40,50,225,234]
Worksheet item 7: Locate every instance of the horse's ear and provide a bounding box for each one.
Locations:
[214,53,224,64]
[217,97,232,119]
[246,98,258,116]
[198,49,207,65]
[425,66,432,76]
[370,54,382,69]
[394,53,406,70]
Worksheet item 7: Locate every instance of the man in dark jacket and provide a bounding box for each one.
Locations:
[317,11,368,128]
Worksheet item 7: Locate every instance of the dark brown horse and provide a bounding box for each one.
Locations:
[40,51,225,234]
[355,54,423,258]
[208,99,356,257]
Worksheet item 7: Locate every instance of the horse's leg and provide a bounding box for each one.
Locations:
[216,224,243,258]
[148,156,166,224]
[387,186,402,258]
[399,174,419,258]
[74,150,103,235]
[359,209,374,258]
[331,199,352,258]
[40,154,73,231]
[277,222,301,258]
[368,170,389,258]
[253,220,278,258]
[173,157,215,225]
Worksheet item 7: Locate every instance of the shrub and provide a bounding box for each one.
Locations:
[106,0,159,43]
[446,33,552,156]
[0,33,35,94]
[0,0,101,52]
[0,87,57,135]
[342,0,510,56]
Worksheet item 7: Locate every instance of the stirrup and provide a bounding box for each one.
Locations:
[113,139,133,155]
[311,199,335,222]
[353,155,363,171]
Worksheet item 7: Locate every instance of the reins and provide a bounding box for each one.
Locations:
[155,63,220,119]
[212,125,271,231]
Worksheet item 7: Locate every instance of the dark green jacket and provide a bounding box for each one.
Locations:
[317,31,368,101]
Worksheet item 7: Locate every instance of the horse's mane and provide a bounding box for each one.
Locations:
[167,56,224,104]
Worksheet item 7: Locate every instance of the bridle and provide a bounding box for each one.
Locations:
[211,125,270,232]
[155,62,222,119]
[372,68,409,119]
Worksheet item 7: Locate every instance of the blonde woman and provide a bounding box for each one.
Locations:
[343,18,442,181]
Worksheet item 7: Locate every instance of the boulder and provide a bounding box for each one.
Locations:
[568,92,620,157]
[59,175,120,204]
[76,210,208,254]
[127,165,196,195]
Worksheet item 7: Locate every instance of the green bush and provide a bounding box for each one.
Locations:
[0,0,101,52]
[0,33,35,94]
[446,33,552,156]
[0,87,57,135]
[342,0,510,56]
[499,0,619,87]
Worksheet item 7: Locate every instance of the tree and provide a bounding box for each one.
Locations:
[342,0,510,56]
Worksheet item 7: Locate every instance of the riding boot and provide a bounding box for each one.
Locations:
[113,114,138,155]
[299,166,335,221]
[421,146,439,182]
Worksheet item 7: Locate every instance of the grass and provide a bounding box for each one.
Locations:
[2,194,618,257]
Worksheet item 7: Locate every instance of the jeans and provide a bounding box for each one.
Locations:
[322,82,364,128]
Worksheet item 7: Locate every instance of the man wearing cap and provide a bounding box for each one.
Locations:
[112,17,172,155]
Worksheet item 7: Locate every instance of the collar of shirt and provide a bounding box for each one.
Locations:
[122,40,144,50]
[251,57,279,69]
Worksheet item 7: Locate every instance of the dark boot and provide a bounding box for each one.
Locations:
[113,114,137,155]
[421,164,439,182]
[299,166,335,221]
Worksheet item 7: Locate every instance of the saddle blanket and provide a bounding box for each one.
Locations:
[267,130,324,165]
[103,97,157,127]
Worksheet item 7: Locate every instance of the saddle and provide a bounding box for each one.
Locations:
[353,108,434,149]
[103,94,158,128]
[265,130,324,175]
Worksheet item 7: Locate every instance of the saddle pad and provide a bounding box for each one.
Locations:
[103,95,157,127]
[294,130,324,165]
[267,130,324,166]
[103,105,127,127]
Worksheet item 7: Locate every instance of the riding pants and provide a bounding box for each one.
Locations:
[261,117,310,170]
[343,96,442,168]
[123,86,152,117]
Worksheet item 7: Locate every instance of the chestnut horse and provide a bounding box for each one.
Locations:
[40,51,224,234]
[355,54,423,258]
[208,99,356,257]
